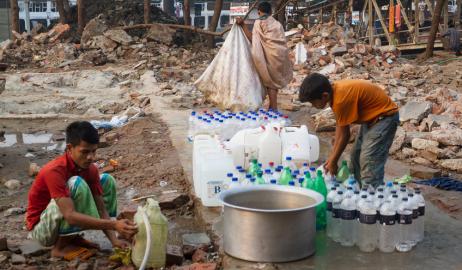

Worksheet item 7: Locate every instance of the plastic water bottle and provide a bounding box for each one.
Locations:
[256,171,266,185]
[388,190,398,201]
[408,193,419,246]
[279,167,293,186]
[326,187,337,239]
[414,189,425,242]
[309,167,317,179]
[340,191,357,247]
[378,194,399,253]
[228,177,240,190]
[249,159,260,176]
[398,188,408,200]
[187,111,197,141]
[249,177,256,186]
[314,170,328,230]
[384,181,393,198]
[244,174,252,185]
[345,186,354,198]
[376,187,385,200]
[396,197,413,252]
[337,160,350,183]
[302,171,314,190]
[374,194,384,217]
[263,169,273,184]
[331,190,344,242]
[357,194,378,252]
[238,169,246,183]
[345,175,360,191]
[359,187,368,197]
[298,178,304,187]
[283,156,296,171]
[273,167,282,182]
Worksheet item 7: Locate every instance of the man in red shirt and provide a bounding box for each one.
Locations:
[26,121,137,258]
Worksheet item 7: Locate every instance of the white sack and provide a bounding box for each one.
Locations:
[194,24,264,111]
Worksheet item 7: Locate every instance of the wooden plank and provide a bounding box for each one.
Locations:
[371,0,393,44]
[368,0,373,44]
[396,0,413,33]
[414,0,419,43]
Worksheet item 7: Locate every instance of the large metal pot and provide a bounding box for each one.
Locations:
[219,185,324,262]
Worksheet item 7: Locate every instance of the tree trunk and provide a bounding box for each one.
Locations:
[163,0,175,17]
[63,0,71,22]
[422,0,446,60]
[207,0,223,48]
[144,0,150,24]
[9,0,19,35]
[183,0,191,26]
[456,0,462,29]
[56,0,67,24]
[77,0,85,34]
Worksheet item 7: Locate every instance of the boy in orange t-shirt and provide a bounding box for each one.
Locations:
[299,73,399,188]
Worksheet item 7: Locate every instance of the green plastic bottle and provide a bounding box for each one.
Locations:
[302,171,314,190]
[336,160,350,183]
[279,167,293,186]
[249,159,259,176]
[313,170,328,230]
[256,171,266,185]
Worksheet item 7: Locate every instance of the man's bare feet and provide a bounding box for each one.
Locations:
[51,236,82,258]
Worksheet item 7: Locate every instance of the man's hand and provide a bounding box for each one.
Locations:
[114,219,138,239]
[324,158,339,176]
[235,17,244,26]
[111,238,131,249]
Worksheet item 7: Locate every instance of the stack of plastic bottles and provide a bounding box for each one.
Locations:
[187,109,292,141]
[325,161,426,253]
[223,156,328,230]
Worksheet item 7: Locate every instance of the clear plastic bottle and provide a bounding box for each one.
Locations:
[398,188,408,201]
[384,181,394,198]
[228,177,240,190]
[376,188,385,200]
[414,189,425,242]
[359,187,369,197]
[298,178,305,187]
[344,175,360,192]
[326,187,337,239]
[331,190,344,242]
[273,167,282,182]
[263,169,273,184]
[283,156,296,171]
[244,174,252,186]
[396,197,413,252]
[187,111,197,142]
[407,193,419,247]
[340,191,357,247]
[309,167,317,180]
[378,194,399,253]
[374,194,384,217]
[249,177,256,186]
[357,194,378,252]
[388,190,398,201]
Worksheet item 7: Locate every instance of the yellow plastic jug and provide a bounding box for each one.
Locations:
[132,198,168,268]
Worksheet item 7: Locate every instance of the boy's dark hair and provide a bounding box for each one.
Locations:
[66,121,99,146]
[258,2,272,14]
[299,73,333,102]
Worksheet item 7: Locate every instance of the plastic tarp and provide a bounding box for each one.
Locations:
[194,24,264,111]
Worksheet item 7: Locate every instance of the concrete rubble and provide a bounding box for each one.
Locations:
[283,22,462,176]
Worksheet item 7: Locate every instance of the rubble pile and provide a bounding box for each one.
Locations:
[288,22,401,74]
[285,23,462,174]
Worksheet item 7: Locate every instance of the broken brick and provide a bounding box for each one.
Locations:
[166,245,184,266]
[192,249,207,263]
[410,165,442,180]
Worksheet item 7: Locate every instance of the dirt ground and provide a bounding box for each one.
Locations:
[0,115,214,269]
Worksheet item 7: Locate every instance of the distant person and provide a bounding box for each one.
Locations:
[26,121,137,258]
[442,22,461,56]
[299,74,399,188]
[236,1,293,110]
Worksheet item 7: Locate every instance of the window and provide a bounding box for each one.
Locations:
[220,15,230,27]
[29,1,48,12]
[51,1,56,12]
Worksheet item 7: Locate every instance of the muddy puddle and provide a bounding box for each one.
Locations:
[0,132,66,152]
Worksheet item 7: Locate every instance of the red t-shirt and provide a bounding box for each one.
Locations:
[26,152,103,230]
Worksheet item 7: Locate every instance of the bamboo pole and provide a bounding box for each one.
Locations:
[371,0,393,44]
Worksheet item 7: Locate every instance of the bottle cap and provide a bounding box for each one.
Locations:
[347,186,353,190]
[246,174,252,179]
[354,191,360,194]
[408,193,414,197]
[377,188,384,192]
[400,188,406,192]
[270,179,277,184]
[361,195,367,198]
[402,197,408,201]
[369,192,375,195]
[265,169,271,174]
[338,191,344,195]
[250,178,256,182]
[289,181,295,186]
[191,111,196,115]
[378,195,384,198]
[232,177,238,182]
[415,190,421,194]
[294,170,300,174]
[310,167,316,171]
[331,187,336,190]
[392,194,398,198]
[299,178,304,183]
[227,173,233,177]
[286,156,292,161]
[391,190,397,194]
[236,166,243,170]
[269,162,274,167]
[303,163,308,167]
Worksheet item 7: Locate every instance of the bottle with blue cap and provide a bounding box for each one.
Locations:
[187,111,197,142]
[228,177,240,190]
[283,156,295,171]
[263,169,273,184]
[273,167,282,182]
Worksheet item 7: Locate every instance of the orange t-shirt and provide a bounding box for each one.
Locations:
[331,80,398,126]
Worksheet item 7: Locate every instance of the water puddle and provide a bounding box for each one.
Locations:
[0,132,66,152]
